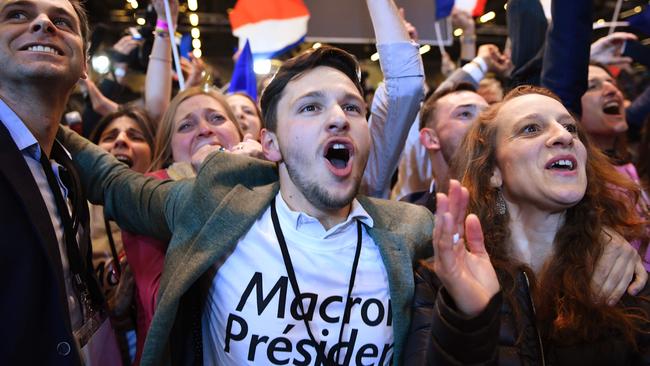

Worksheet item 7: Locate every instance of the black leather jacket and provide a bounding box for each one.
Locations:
[404,258,650,366]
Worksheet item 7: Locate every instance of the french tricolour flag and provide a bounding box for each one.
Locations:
[436,0,487,19]
[229,0,310,59]
[454,0,487,17]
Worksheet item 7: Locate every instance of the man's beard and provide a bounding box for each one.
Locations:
[282,145,361,211]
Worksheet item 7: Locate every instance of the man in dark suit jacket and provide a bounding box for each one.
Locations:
[0,1,104,364]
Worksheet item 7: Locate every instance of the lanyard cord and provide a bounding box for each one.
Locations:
[270,198,362,366]
[39,146,95,319]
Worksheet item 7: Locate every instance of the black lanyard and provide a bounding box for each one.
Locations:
[270,198,362,366]
[38,145,95,319]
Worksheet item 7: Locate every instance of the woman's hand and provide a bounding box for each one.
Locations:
[229,134,265,159]
[433,180,500,317]
[181,55,207,89]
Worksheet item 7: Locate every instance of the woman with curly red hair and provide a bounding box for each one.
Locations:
[406,86,650,365]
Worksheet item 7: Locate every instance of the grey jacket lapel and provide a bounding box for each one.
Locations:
[366,226,415,365]
[142,182,279,366]
[358,195,430,365]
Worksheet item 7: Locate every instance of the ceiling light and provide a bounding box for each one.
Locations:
[479,11,496,23]
[91,55,111,74]
[254,59,272,74]
[189,13,199,26]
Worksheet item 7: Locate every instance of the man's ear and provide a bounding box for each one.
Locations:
[261,128,282,162]
[80,57,89,80]
[419,127,441,152]
[490,166,503,188]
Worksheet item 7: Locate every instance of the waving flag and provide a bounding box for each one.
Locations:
[436,0,454,19]
[454,0,487,17]
[229,0,310,59]
[228,40,257,101]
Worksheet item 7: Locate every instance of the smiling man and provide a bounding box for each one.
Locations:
[0,0,108,365]
[60,0,434,365]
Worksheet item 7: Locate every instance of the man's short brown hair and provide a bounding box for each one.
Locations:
[260,46,363,132]
[69,0,90,55]
[419,82,477,130]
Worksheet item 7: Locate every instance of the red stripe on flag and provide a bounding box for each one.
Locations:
[472,0,488,17]
[229,0,310,30]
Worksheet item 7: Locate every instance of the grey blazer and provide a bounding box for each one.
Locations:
[60,128,435,365]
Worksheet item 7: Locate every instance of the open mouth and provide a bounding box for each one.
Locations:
[602,101,621,115]
[323,140,353,177]
[20,44,63,56]
[545,156,577,171]
[114,154,133,168]
[325,143,350,168]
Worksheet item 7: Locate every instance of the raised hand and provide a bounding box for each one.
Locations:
[181,55,208,89]
[432,180,500,317]
[398,7,418,41]
[590,32,637,67]
[113,35,141,57]
[451,8,475,34]
[478,44,511,76]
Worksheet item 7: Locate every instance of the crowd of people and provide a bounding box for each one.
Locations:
[1,0,649,365]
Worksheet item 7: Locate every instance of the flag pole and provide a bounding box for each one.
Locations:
[163,0,185,90]
[609,0,623,34]
[434,20,447,57]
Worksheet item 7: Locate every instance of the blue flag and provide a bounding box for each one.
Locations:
[228,39,257,101]
[436,0,454,19]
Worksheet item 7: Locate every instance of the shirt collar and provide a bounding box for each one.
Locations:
[275,192,374,239]
[0,97,41,159]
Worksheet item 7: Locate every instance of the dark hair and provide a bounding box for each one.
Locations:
[419,82,477,130]
[589,62,614,77]
[454,85,649,347]
[260,46,363,132]
[90,107,155,151]
[69,0,90,56]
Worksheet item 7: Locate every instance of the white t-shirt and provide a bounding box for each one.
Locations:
[202,193,393,365]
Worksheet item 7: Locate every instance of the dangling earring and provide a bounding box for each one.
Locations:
[496,189,506,215]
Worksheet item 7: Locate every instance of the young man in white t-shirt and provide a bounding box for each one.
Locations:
[61,1,434,364]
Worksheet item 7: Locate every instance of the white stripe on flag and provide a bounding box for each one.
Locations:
[233,15,310,54]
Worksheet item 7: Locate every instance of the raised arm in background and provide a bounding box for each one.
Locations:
[144,0,179,124]
[79,77,119,117]
[361,0,425,198]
